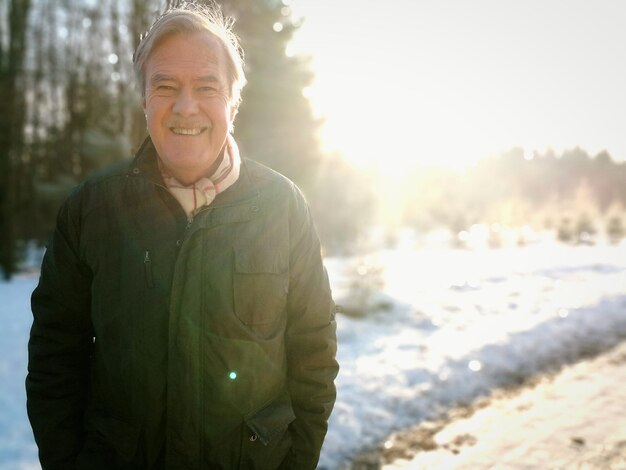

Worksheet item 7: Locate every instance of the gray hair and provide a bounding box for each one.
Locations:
[133,2,246,108]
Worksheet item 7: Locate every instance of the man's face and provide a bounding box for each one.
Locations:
[143,32,235,184]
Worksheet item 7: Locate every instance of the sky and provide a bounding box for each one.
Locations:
[288,0,626,171]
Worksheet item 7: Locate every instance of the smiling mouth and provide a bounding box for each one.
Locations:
[170,127,208,136]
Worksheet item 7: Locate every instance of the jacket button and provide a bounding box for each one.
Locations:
[176,240,182,247]
[249,433,258,442]
[132,168,140,175]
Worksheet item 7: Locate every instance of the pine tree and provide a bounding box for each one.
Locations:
[220,0,322,192]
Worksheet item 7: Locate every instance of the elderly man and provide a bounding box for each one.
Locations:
[26,5,338,469]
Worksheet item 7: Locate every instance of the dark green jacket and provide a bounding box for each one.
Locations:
[27,139,338,469]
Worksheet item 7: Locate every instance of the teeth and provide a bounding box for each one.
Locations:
[171,127,205,136]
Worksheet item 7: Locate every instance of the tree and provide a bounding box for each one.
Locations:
[2,0,356,274]
[130,0,161,150]
[220,0,323,192]
[0,0,32,278]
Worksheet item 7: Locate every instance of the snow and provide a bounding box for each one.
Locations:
[0,276,40,469]
[318,243,626,469]
[2,243,626,469]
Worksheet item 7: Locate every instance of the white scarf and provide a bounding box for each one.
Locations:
[159,134,241,219]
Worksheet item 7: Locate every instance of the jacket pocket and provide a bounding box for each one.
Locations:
[78,411,141,468]
[241,392,296,469]
[233,245,289,327]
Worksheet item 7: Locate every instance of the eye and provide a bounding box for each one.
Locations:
[157,85,176,91]
[198,86,217,94]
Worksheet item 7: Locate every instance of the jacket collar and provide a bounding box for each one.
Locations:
[129,137,258,207]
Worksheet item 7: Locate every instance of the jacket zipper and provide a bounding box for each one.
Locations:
[144,250,154,288]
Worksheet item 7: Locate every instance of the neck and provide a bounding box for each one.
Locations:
[159,148,226,186]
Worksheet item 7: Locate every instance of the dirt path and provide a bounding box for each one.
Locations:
[350,341,626,469]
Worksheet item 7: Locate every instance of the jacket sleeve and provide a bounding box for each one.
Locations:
[283,188,338,469]
[27,190,94,469]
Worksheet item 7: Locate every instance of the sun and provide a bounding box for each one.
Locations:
[289,4,508,174]
[306,73,504,175]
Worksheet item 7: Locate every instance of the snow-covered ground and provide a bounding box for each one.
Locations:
[2,243,626,469]
[0,276,40,469]
[319,242,626,469]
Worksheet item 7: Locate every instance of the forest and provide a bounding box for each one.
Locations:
[1,0,335,277]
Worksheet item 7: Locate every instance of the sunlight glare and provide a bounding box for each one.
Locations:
[290,0,626,172]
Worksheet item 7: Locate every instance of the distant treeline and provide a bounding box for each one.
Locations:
[400,147,626,244]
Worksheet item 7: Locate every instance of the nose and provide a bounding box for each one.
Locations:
[172,89,198,116]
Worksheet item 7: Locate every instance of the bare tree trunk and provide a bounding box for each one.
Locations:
[0,0,31,278]
[110,0,126,134]
[129,0,157,152]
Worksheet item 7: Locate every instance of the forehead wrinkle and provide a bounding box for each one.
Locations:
[150,73,221,84]
[152,33,222,65]
[146,33,230,92]
[150,73,175,84]
[148,58,224,81]
[196,75,223,84]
